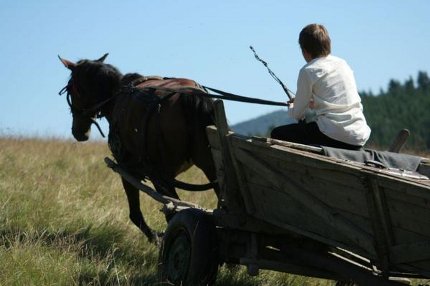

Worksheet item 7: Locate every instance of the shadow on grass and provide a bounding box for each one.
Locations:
[0,224,159,285]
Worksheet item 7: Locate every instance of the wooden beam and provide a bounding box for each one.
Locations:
[365,175,395,272]
[212,100,256,214]
[104,157,198,209]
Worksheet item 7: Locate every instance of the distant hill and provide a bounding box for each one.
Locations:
[230,109,296,137]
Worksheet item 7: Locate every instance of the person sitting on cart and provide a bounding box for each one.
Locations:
[271,23,371,150]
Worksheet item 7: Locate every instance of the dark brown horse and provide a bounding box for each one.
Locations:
[59,54,218,243]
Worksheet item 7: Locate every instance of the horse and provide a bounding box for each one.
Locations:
[59,54,218,243]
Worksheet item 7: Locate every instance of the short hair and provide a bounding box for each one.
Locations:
[299,24,331,58]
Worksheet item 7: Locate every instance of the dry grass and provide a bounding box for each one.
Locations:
[0,137,429,285]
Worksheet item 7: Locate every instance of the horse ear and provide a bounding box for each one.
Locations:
[96,53,109,62]
[58,55,76,70]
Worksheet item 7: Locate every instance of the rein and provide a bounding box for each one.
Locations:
[202,86,289,106]
[131,85,290,107]
[59,82,114,138]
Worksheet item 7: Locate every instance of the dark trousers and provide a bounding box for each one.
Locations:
[270,122,362,150]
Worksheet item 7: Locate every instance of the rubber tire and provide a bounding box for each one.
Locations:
[158,208,219,286]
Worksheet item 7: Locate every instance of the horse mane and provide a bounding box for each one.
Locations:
[121,73,143,86]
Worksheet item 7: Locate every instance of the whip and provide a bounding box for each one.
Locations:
[249,46,294,100]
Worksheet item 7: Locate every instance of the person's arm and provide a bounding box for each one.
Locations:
[288,68,313,120]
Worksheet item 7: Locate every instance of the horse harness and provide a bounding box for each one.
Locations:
[109,76,217,192]
[59,78,114,137]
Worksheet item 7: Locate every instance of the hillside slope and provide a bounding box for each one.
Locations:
[230,109,295,136]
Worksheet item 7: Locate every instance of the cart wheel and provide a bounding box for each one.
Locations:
[158,208,219,286]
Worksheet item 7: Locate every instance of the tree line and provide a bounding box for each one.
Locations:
[361,71,430,150]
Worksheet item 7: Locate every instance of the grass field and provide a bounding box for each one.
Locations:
[1,137,429,285]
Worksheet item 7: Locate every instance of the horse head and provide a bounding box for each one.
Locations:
[58,53,122,141]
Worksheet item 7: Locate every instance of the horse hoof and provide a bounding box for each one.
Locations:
[154,231,164,246]
[148,231,164,246]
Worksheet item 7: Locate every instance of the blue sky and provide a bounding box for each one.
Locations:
[1,0,429,139]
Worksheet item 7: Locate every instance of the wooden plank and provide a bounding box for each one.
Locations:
[267,137,324,153]
[225,174,374,257]
[247,183,377,260]
[259,149,367,191]
[209,148,225,188]
[371,175,430,240]
[212,101,251,213]
[372,174,430,197]
[394,227,429,244]
[244,180,337,239]
[232,147,376,255]
[206,126,222,149]
[400,261,430,277]
[237,140,370,197]
[231,136,366,178]
[386,199,430,238]
[233,143,371,226]
[246,171,369,218]
[390,240,430,264]
[239,140,370,218]
[365,176,395,271]
[246,174,372,229]
[235,135,430,188]
[104,157,198,208]
[383,184,430,208]
[213,100,229,138]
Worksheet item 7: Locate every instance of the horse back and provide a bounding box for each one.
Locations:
[109,76,208,176]
[135,77,203,91]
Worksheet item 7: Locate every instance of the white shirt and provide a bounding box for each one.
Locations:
[288,55,371,146]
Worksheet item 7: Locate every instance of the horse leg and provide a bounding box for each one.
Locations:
[121,178,159,243]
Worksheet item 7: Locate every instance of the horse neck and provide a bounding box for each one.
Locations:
[95,75,123,123]
[78,61,122,124]
[99,90,119,124]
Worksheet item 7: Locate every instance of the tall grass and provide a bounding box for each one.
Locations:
[0,137,429,285]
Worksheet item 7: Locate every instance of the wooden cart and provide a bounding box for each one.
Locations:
[107,100,430,285]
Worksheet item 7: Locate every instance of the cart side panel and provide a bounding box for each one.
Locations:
[228,134,430,276]
[229,136,377,258]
